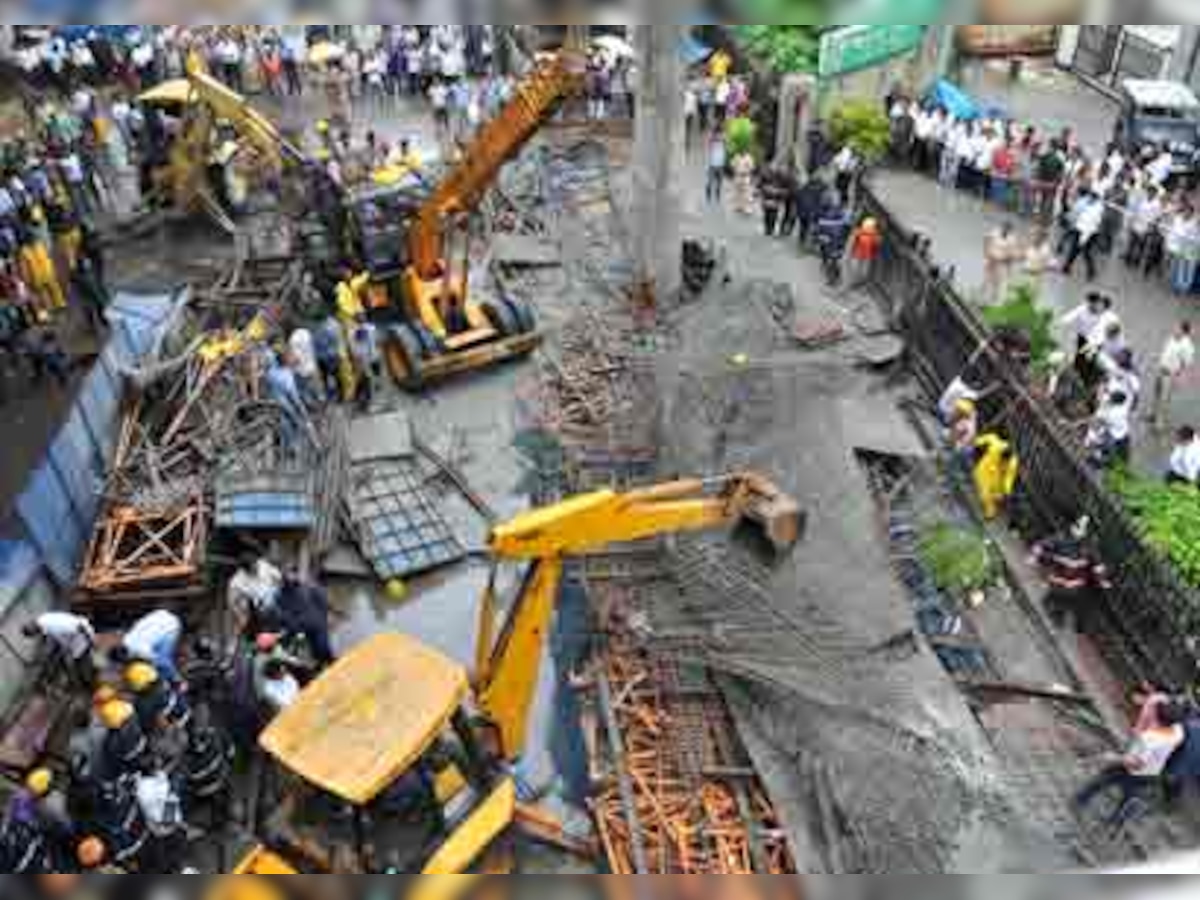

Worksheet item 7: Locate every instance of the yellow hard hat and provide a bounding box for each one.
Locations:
[385,579,408,603]
[77,836,107,869]
[124,662,159,693]
[954,399,977,416]
[315,147,331,162]
[92,685,117,708]
[316,119,330,133]
[862,217,880,233]
[99,700,134,730]
[25,767,52,797]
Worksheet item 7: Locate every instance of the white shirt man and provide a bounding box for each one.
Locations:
[1073,195,1105,244]
[1061,298,1120,350]
[429,81,449,113]
[229,558,284,625]
[28,612,95,661]
[1148,150,1176,187]
[1091,393,1132,446]
[914,109,935,143]
[288,328,318,380]
[122,610,183,680]
[1161,326,1196,378]
[1131,189,1165,236]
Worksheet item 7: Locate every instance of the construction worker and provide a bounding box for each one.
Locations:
[0,783,52,872]
[125,662,191,735]
[96,700,148,784]
[22,610,95,689]
[133,762,187,873]
[183,723,234,834]
[110,608,184,682]
[252,633,303,718]
[335,269,370,400]
[17,221,65,319]
[278,574,336,668]
[24,768,76,868]
[77,835,125,873]
[973,432,1020,521]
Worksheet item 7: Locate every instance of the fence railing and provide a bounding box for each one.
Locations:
[861,182,1200,690]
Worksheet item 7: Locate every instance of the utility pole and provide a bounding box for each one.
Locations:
[632,23,686,311]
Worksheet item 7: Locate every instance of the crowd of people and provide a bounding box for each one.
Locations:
[4,553,335,873]
[886,89,1200,294]
[0,81,121,402]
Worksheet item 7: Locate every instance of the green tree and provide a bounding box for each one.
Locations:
[737,25,824,74]
[829,99,891,162]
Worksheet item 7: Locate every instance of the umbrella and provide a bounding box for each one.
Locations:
[308,41,346,66]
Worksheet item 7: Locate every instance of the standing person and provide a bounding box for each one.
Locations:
[732,148,757,217]
[1166,205,1200,296]
[1126,183,1165,270]
[983,222,1020,304]
[705,132,727,205]
[71,246,108,335]
[684,85,699,153]
[1087,390,1134,468]
[832,143,860,207]
[429,79,450,144]
[1022,225,1056,292]
[1062,191,1105,281]
[282,36,303,96]
[21,612,95,689]
[287,325,320,404]
[265,354,313,454]
[760,167,788,237]
[1149,321,1196,429]
[260,41,282,96]
[17,226,65,319]
[350,313,381,412]
[845,217,883,290]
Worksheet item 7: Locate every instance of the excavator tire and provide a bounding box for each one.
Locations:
[482,300,520,338]
[505,297,537,335]
[386,324,426,390]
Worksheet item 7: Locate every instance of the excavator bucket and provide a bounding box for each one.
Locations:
[732,474,806,557]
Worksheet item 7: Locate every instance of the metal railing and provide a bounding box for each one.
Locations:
[860,181,1200,690]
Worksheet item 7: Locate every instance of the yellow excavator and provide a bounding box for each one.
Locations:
[137,70,308,233]
[341,50,585,390]
[230,473,803,880]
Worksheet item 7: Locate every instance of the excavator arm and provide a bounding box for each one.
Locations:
[408,52,584,279]
[182,70,307,169]
[160,71,306,229]
[475,474,803,758]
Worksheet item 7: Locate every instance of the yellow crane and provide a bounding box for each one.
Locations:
[343,50,586,390]
[230,473,802,879]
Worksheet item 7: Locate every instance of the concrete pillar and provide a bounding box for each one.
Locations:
[1170,26,1200,91]
[776,74,819,169]
[632,24,686,307]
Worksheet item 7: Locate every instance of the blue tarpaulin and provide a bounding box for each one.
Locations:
[928,79,1007,122]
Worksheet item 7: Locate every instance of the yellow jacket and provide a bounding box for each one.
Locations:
[973,433,1019,519]
[18,242,56,286]
[336,273,370,322]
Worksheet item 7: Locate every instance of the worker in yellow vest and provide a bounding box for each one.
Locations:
[334,269,371,401]
[973,432,1020,521]
[18,220,65,319]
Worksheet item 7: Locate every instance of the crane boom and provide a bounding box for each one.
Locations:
[408,53,585,278]
[475,474,804,757]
